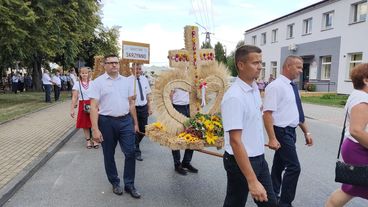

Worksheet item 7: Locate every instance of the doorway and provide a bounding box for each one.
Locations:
[301,63,310,90]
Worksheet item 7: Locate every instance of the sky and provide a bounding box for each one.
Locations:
[101,0,321,66]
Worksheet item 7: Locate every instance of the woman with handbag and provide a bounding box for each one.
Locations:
[70,67,99,149]
[325,63,368,206]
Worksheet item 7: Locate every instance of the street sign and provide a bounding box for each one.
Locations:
[122,41,150,64]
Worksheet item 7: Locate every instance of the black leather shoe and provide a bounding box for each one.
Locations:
[136,154,143,161]
[112,185,123,195]
[125,186,141,199]
[182,163,198,173]
[175,165,187,175]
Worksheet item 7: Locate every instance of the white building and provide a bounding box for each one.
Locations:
[244,0,368,94]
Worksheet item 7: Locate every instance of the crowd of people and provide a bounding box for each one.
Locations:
[6,50,366,206]
[63,52,368,206]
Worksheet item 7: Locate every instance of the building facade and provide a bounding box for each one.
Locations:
[244,0,368,94]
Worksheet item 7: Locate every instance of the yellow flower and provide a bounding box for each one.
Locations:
[213,121,222,128]
[153,122,165,131]
[204,120,214,131]
[199,116,206,123]
[205,132,218,145]
[211,115,220,122]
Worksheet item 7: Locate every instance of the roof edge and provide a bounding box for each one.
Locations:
[245,0,332,33]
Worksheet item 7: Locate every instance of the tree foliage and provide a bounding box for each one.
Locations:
[0,0,36,72]
[0,0,120,90]
[79,25,120,67]
[226,40,245,77]
[201,41,212,49]
[214,42,226,64]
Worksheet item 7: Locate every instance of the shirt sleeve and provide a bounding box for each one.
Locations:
[88,80,100,100]
[263,84,278,112]
[72,81,79,91]
[221,97,244,132]
[128,79,134,97]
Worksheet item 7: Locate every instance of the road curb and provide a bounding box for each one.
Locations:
[0,127,78,207]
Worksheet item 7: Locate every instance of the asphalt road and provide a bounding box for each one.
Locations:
[4,118,368,207]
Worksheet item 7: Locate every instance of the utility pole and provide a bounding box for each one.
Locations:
[195,22,214,45]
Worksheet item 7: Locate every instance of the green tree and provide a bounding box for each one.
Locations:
[24,0,100,90]
[226,40,245,76]
[201,41,212,49]
[0,0,36,74]
[214,42,226,64]
[78,25,120,67]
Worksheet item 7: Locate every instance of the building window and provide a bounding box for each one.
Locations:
[261,33,266,45]
[271,29,278,43]
[303,18,312,35]
[252,35,257,45]
[351,1,367,23]
[348,53,363,78]
[271,61,277,79]
[322,11,334,30]
[287,24,294,39]
[261,62,266,80]
[321,56,332,80]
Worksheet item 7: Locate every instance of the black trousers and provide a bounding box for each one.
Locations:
[135,104,149,156]
[43,84,51,103]
[99,114,136,188]
[171,104,193,166]
[54,85,61,101]
[271,126,301,207]
[223,152,277,207]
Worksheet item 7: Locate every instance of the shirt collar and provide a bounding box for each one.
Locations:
[235,77,258,92]
[103,72,122,80]
[280,75,292,84]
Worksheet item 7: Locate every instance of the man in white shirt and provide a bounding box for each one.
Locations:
[170,88,198,175]
[42,70,52,103]
[221,45,277,207]
[130,63,152,161]
[263,55,313,207]
[90,54,141,199]
[52,70,61,101]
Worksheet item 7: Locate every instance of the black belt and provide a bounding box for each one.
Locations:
[100,114,130,119]
[224,151,264,160]
[274,126,296,130]
[136,104,147,108]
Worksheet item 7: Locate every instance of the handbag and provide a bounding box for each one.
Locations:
[79,81,90,114]
[334,111,368,186]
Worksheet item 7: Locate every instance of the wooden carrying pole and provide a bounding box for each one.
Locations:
[136,131,223,158]
[195,149,223,158]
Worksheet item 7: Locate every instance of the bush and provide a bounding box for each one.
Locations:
[305,83,316,92]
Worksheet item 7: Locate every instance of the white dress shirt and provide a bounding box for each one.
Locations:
[221,77,265,157]
[89,73,134,117]
[52,75,61,87]
[172,88,189,105]
[42,73,52,85]
[263,75,299,128]
[344,89,368,143]
[129,75,151,106]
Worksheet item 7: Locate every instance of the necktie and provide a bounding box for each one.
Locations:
[137,77,144,101]
[290,82,305,123]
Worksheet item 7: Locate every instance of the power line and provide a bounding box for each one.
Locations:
[201,0,210,30]
[193,0,206,31]
[191,0,199,24]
